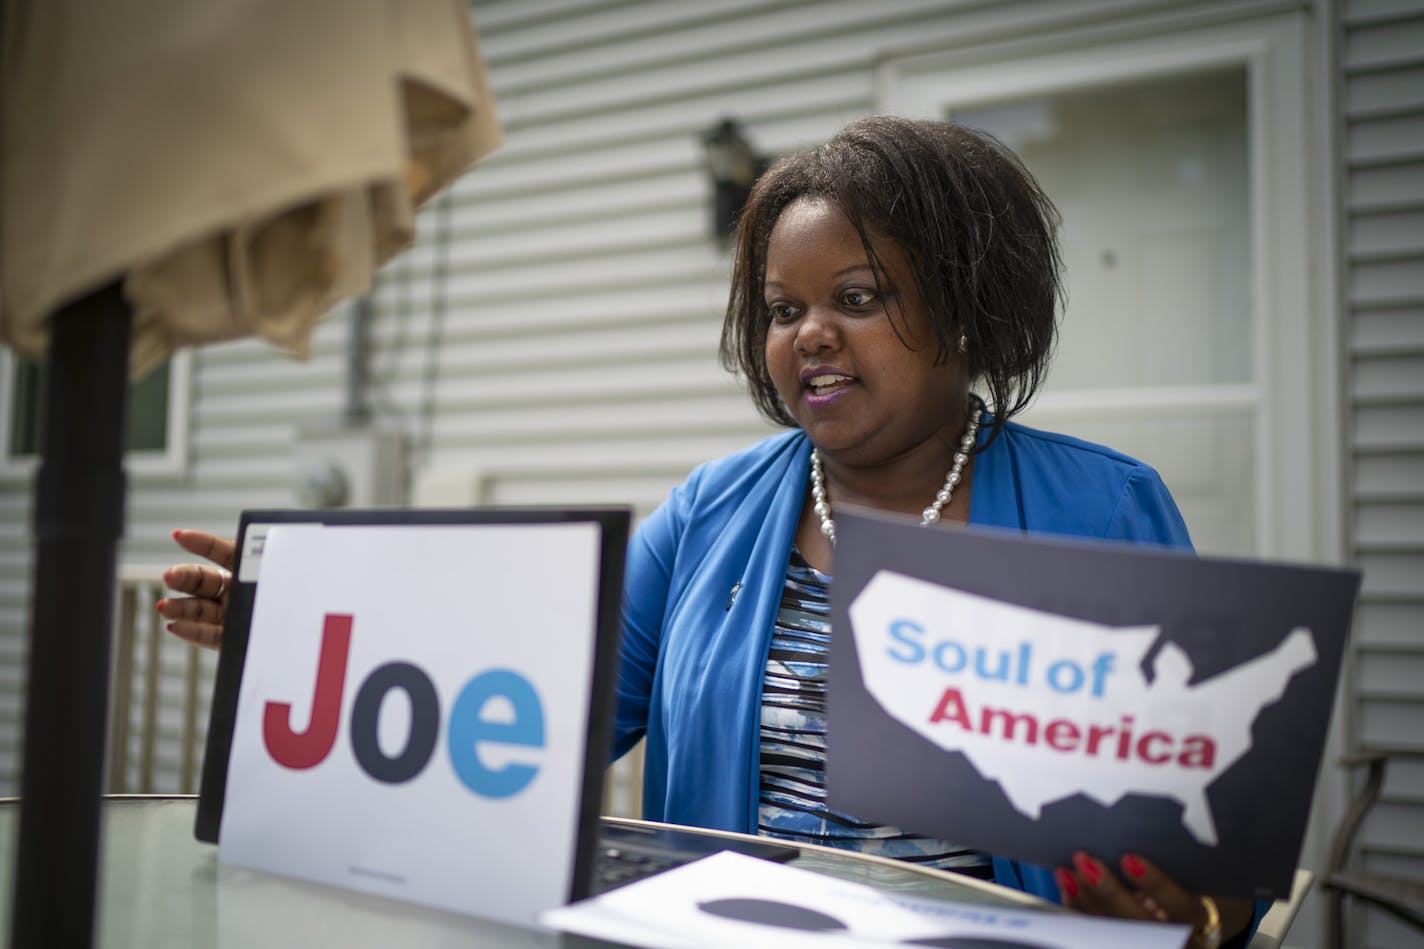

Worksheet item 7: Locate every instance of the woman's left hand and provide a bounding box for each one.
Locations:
[1054,851,1251,949]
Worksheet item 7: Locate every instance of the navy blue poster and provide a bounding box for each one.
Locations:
[827,509,1359,899]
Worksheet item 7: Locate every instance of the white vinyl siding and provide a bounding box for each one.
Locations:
[1341,0,1424,946]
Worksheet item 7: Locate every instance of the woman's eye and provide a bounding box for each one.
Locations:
[766,302,797,323]
[842,289,877,308]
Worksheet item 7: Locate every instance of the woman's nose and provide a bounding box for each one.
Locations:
[794,306,840,354]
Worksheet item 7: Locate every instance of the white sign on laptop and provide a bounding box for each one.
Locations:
[216,513,624,927]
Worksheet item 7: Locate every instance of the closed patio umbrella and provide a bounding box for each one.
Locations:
[0,1,500,944]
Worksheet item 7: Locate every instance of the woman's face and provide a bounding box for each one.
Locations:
[762,197,968,468]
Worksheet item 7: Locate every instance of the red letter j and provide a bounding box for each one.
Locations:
[262,614,353,769]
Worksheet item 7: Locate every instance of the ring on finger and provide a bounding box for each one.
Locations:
[1195,895,1222,949]
[214,570,230,601]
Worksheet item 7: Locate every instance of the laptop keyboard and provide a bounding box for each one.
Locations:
[589,823,800,895]
[593,844,687,892]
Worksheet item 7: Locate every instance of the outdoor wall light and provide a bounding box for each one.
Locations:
[700,117,769,244]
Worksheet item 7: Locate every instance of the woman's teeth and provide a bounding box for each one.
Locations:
[808,374,851,395]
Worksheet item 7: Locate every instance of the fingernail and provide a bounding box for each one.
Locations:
[1122,854,1146,880]
[165,623,174,633]
[1054,868,1079,899]
[171,529,181,539]
[155,599,165,611]
[1073,851,1102,886]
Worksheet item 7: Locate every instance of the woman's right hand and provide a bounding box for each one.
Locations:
[157,529,236,650]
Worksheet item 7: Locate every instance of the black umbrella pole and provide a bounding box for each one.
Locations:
[11,284,130,949]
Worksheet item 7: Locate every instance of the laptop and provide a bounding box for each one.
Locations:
[194,506,795,912]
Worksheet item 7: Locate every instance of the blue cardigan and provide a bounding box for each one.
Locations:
[613,421,1193,901]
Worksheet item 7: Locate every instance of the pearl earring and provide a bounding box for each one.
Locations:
[958,334,968,354]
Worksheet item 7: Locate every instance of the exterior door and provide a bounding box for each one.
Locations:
[885,11,1331,563]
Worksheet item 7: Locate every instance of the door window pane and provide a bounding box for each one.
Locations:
[954,67,1251,389]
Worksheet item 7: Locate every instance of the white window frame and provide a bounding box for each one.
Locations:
[879,6,1339,565]
[0,348,192,479]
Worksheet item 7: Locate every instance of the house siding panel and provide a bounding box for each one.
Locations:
[1342,1,1424,945]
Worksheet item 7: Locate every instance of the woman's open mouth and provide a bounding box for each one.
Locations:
[802,371,856,405]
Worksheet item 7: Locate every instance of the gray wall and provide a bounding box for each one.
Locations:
[1339,0,1424,946]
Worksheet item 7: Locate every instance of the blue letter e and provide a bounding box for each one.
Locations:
[448,669,545,798]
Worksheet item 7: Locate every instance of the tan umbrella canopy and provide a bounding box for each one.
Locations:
[2,0,500,372]
[0,1,500,944]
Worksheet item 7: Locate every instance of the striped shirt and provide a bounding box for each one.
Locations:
[757,549,992,877]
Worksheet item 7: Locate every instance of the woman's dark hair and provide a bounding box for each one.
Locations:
[719,114,1062,446]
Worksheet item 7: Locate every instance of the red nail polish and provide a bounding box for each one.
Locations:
[1074,852,1102,885]
[1122,854,1146,880]
[1054,868,1079,899]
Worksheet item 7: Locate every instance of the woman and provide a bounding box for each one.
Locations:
[162,116,1252,947]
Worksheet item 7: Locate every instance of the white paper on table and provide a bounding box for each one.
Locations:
[541,851,1189,949]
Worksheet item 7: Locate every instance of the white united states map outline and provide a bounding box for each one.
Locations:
[850,571,1319,846]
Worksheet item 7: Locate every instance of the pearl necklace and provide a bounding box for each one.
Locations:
[809,401,982,545]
